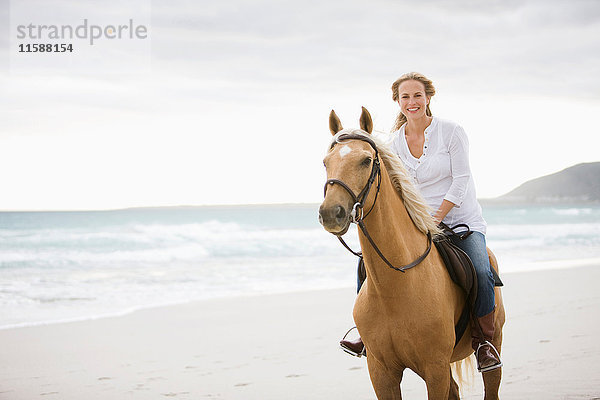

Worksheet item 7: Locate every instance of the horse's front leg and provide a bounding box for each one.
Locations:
[366,356,403,400]
[421,362,452,400]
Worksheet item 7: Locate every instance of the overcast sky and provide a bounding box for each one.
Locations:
[1,0,599,210]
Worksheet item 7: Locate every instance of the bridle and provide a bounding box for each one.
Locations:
[323,132,432,273]
[324,133,382,224]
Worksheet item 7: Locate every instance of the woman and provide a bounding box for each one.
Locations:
[340,72,502,373]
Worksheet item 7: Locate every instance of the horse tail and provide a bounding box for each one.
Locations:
[451,355,475,389]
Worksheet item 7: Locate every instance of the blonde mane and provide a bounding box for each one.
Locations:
[331,129,441,236]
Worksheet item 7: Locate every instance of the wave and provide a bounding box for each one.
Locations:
[0,221,356,267]
[551,208,593,216]
[483,206,600,225]
[1,205,599,329]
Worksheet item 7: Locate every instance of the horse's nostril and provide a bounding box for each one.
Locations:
[318,213,324,225]
[335,205,346,220]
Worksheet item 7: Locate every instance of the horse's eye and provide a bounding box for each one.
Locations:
[362,157,372,167]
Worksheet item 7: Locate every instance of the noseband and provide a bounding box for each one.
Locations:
[324,132,432,273]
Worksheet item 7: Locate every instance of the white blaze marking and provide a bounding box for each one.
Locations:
[339,145,352,158]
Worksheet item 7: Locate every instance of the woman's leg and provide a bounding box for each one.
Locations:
[450,231,495,318]
[450,231,502,372]
[357,257,366,294]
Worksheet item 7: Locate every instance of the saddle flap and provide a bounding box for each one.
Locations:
[434,236,477,305]
[491,267,503,287]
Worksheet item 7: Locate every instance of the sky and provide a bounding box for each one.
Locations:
[0,0,599,210]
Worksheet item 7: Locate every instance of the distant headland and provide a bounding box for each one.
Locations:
[482,162,600,205]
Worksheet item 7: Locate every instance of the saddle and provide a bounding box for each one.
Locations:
[433,223,503,347]
[355,224,503,347]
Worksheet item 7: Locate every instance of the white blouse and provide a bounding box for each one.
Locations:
[389,116,487,234]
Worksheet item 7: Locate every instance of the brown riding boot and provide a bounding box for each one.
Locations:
[340,327,366,357]
[473,310,502,373]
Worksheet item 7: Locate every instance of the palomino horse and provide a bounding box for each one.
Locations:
[319,108,505,399]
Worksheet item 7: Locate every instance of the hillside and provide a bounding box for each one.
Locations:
[491,162,600,204]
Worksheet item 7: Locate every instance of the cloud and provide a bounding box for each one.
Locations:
[5,0,600,101]
[1,0,600,209]
[133,0,600,99]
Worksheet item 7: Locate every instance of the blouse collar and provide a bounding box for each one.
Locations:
[399,115,437,135]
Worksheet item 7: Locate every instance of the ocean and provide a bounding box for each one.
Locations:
[1,204,599,329]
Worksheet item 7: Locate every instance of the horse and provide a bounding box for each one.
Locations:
[318,107,505,399]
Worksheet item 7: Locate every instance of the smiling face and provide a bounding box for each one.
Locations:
[397,79,430,121]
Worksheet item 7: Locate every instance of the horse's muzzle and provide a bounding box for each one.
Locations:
[319,203,350,235]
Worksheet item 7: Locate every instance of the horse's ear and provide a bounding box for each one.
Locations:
[359,106,373,134]
[329,110,343,135]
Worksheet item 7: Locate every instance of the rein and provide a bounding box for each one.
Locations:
[324,133,432,273]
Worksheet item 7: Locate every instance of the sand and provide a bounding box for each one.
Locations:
[1,264,599,399]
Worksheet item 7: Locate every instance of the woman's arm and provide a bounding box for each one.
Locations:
[444,125,471,207]
[434,199,456,224]
[435,124,472,224]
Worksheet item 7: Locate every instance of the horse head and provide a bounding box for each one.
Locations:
[319,107,379,236]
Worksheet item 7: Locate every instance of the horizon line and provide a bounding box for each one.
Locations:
[0,202,323,213]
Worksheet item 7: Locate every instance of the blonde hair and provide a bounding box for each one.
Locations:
[391,72,436,132]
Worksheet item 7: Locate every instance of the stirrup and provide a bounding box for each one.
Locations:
[340,326,366,358]
[475,340,503,373]
[340,344,365,358]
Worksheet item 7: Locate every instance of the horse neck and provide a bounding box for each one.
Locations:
[358,162,428,292]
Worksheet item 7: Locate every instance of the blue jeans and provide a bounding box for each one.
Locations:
[450,231,496,318]
[357,260,364,294]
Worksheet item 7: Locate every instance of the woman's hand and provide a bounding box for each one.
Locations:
[434,199,456,224]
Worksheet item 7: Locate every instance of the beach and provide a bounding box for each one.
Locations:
[1,263,599,399]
